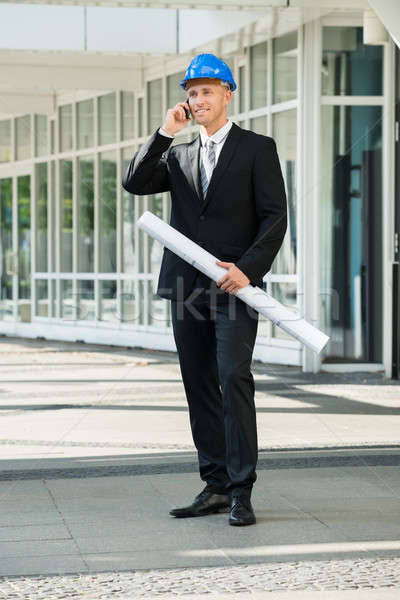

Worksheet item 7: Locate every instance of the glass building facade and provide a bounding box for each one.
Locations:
[0,13,394,374]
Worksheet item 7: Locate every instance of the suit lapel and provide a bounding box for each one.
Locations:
[185,135,202,202]
[200,122,242,215]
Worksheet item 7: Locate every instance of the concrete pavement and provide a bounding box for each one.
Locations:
[0,335,399,598]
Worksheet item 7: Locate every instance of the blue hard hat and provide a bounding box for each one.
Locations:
[179,53,237,91]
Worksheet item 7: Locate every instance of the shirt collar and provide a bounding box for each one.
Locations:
[199,119,233,148]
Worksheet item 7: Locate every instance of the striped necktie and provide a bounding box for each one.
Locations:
[200,139,216,200]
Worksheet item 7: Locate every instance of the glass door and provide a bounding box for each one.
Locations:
[0,178,14,320]
[0,173,31,323]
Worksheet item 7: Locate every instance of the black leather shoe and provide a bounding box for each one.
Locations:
[169,488,230,518]
[229,494,256,526]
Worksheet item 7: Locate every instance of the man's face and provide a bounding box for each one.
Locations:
[186,78,232,126]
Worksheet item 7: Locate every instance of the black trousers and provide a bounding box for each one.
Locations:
[170,275,259,496]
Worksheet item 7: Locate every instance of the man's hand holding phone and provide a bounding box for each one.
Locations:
[161,99,191,136]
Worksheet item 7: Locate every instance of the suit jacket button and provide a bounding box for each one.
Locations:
[199,215,205,221]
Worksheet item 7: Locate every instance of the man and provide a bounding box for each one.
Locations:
[122,53,287,526]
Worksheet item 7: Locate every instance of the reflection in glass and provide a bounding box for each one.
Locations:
[122,147,136,274]
[35,280,48,317]
[99,280,117,321]
[222,57,234,117]
[239,65,246,114]
[15,116,31,160]
[99,93,116,145]
[148,194,163,274]
[121,280,138,323]
[35,115,48,157]
[60,160,73,272]
[59,105,73,152]
[50,161,56,272]
[167,72,185,108]
[61,280,74,320]
[36,163,48,272]
[322,27,383,96]
[77,280,95,320]
[77,156,94,272]
[99,151,117,273]
[320,105,382,362]
[0,178,13,320]
[77,99,94,149]
[50,120,55,155]
[51,279,56,318]
[0,120,11,162]
[250,116,267,135]
[138,279,146,324]
[121,91,135,141]
[147,79,162,134]
[271,282,297,340]
[273,31,297,104]
[149,279,165,327]
[138,97,144,137]
[271,109,297,274]
[18,175,31,322]
[250,41,267,109]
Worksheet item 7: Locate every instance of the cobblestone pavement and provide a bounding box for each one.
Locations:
[0,556,400,599]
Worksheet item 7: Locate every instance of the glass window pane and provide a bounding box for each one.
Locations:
[121,280,138,323]
[0,178,13,321]
[147,193,163,274]
[121,91,135,141]
[61,280,73,320]
[250,41,267,109]
[50,161,56,272]
[0,120,11,162]
[77,280,95,320]
[273,31,298,104]
[15,116,31,160]
[99,280,117,321]
[36,163,48,272]
[99,150,117,273]
[271,109,297,274]
[59,105,73,152]
[222,56,234,117]
[147,79,162,134]
[138,279,147,324]
[239,65,246,113]
[149,279,165,327]
[50,120,55,155]
[35,280,48,317]
[122,147,136,274]
[138,97,144,137]
[250,116,267,135]
[99,93,116,145]
[167,72,185,108]
[35,115,48,157]
[51,279,57,318]
[322,27,383,96]
[77,155,94,272]
[18,175,31,322]
[60,160,73,272]
[271,282,297,340]
[77,99,94,149]
[320,105,382,362]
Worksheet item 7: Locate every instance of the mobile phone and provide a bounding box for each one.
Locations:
[184,98,191,120]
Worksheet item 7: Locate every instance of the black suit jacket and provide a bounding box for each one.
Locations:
[122,122,288,301]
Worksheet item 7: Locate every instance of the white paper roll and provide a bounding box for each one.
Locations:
[137,211,329,354]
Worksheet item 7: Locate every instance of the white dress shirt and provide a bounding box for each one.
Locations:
[158,119,233,171]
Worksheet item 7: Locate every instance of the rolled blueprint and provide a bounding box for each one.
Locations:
[137,211,329,354]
